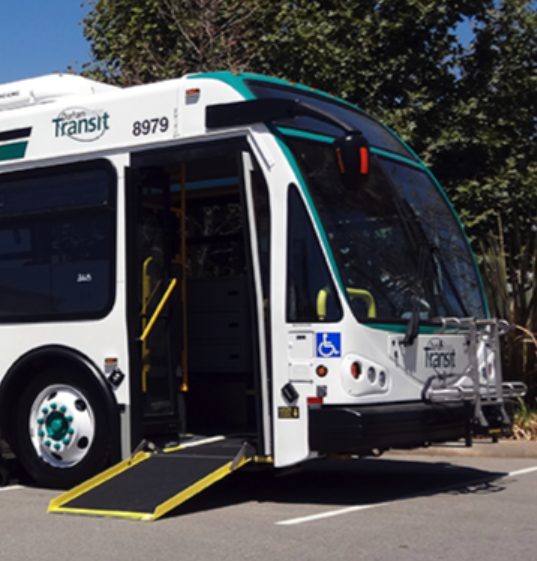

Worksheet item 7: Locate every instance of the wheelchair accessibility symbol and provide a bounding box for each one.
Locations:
[316,332,341,358]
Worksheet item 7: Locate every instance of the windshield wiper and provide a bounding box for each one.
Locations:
[387,184,432,346]
[429,243,470,318]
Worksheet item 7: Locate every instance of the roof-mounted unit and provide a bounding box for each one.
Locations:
[0,73,118,112]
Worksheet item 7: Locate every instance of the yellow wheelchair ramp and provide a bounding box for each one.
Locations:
[48,437,252,521]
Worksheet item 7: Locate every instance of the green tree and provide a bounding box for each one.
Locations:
[83,0,261,84]
[436,0,537,396]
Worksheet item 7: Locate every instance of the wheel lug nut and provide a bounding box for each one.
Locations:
[66,416,74,423]
[60,405,67,413]
[44,440,51,447]
[67,428,75,435]
[37,418,44,424]
[42,408,49,415]
[50,403,57,410]
[63,438,71,446]
[53,443,61,451]
[38,430,45,438]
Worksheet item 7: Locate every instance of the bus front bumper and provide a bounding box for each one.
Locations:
[308,402,473,455]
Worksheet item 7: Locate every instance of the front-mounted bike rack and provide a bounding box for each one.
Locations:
[423,317,527,429]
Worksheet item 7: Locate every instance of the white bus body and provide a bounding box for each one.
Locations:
[0,72,524,487]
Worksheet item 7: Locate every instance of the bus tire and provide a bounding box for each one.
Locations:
[13,367,112,489]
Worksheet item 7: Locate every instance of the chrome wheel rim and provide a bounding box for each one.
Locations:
[28,384,95,468]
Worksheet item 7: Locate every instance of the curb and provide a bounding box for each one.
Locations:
[386,439,537,459]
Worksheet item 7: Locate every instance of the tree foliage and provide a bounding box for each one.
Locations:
[82,0,537,393]
[83,0,259,83]
[444,1,537,395]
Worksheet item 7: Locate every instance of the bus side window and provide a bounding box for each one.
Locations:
[0,163,115,321]
[286,184,342,323]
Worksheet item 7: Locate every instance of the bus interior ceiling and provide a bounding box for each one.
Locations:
[132,145,260,442]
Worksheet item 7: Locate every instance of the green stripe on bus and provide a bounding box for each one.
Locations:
[0,141,28,161]
[276,127,336,144]
[366,323,445,334]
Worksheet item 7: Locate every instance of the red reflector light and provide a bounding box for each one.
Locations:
[307,396,324,406]
[359,146,369,175]
[350,361,362,379]
[316,365,328,377]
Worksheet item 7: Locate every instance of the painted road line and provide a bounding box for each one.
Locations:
[0,485,24,493]
[276,464,537,526]
[276,502,394,526]
[507,465,537,477]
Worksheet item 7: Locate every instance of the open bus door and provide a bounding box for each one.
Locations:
[126,142,271,452]
[127,166,185,439]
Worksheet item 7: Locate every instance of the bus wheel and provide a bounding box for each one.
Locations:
[14,368,111,488]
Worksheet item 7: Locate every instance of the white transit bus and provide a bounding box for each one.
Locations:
[0,72,525,498]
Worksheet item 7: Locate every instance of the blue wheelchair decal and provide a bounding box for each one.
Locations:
[316,332,341,358]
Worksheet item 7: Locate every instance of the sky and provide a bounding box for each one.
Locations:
[0,1,91,85]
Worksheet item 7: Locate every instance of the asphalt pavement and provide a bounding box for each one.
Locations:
[0,441,536,561]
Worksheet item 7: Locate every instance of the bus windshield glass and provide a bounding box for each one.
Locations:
[284,137,486,324]
[246,80,417,161]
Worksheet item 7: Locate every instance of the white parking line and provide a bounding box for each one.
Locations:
[0,485,24,493]
[276,464,537,526]
[276,502,394,526]
[507,465,537,478]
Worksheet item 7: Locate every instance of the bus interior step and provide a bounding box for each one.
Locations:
[48,436,252,521]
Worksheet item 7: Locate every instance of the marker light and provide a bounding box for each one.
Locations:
[379,370,387,387]
[359,146,369,175]
[350,361,362,379]
[316,365,328,377]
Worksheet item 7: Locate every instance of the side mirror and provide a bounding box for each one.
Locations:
[334,132,369,188]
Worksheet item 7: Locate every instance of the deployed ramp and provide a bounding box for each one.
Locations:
[48,437,252,521]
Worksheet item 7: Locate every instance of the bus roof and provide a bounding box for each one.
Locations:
[0,74,118,112]
[0,72,247,168]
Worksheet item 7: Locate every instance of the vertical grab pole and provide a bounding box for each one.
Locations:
[141,256,154,393]
[179,162,189,393]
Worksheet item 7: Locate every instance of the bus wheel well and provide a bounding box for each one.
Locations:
[0,347,119,457]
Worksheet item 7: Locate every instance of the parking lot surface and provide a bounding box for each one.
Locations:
[1,451,536,561]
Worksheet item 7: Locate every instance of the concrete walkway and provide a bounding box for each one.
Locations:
[388,439,537,458]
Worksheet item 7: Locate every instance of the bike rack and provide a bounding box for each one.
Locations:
[423,318,526,428]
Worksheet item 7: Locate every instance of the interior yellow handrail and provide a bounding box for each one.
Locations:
[316,286,377,320]
[316,288,330,321]
[347,288,377,319]
[139,278,177,342]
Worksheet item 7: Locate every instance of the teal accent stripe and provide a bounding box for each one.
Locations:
[366,323,446,334]
[188,71,255,100]
[370,147,425,170]
[276,127,335,144]
[276,131,428,171]
[274,135,345,294]
[0,141,27,161]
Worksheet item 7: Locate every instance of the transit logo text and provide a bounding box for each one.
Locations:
[424,338,456,370]
[52,107,110,142]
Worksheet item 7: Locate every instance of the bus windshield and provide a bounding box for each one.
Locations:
[246,79,417,161]
[284,136,486,324]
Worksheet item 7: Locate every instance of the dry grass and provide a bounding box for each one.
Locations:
[512,399,537,440]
